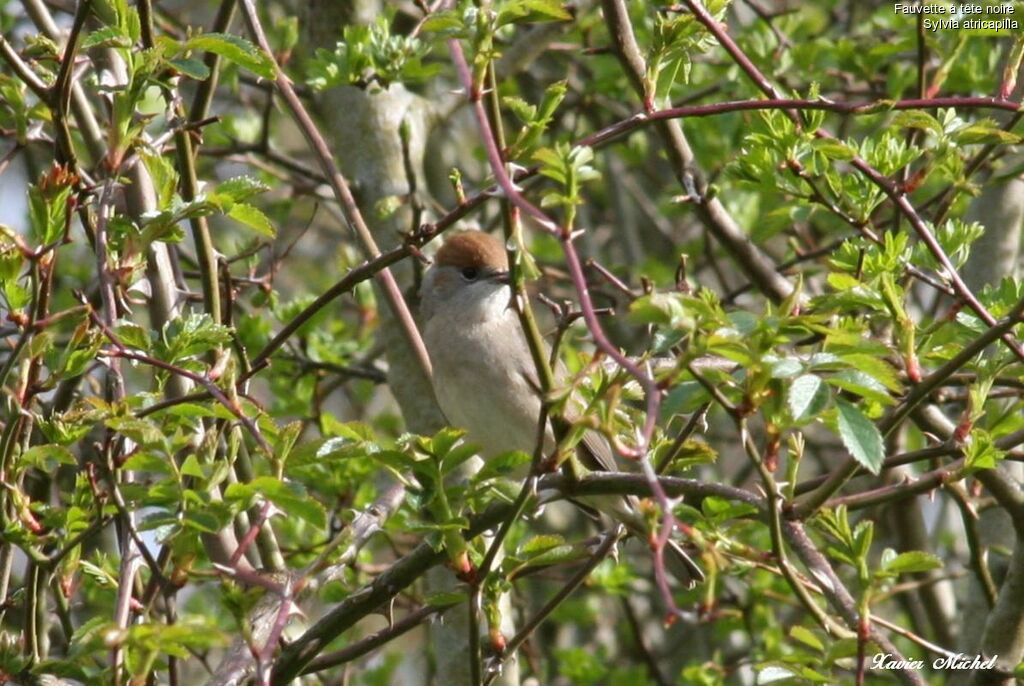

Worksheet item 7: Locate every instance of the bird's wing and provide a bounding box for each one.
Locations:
[516,353,620,473]
[525,345,705,587]
[555,359,621,473]
[577,427,619,473]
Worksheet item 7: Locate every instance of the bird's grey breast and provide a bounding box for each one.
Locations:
[425,301,544,457]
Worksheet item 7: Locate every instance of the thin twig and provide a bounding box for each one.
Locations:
[300,601,461,675]
[489,526,625,677]
[0,34,50,101]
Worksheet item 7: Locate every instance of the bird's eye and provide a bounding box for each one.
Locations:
[460,267,480,281]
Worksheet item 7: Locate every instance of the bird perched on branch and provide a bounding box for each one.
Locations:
[419,230,703,587]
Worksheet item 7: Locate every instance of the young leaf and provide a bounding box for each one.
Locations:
[186,33,275,79]
[788,374,829,421]
[228,203,276,237]
[835,399,885,475]
[216,175,271,203]
[225,477,327,529]
[881,550,942,575]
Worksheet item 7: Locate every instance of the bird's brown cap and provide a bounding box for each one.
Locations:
[434,231,508,272]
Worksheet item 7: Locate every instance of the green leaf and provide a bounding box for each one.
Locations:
[122,451,172,474]
[80,560,118,588]
[882,550,942,575]
[123,618,229,656]
[160,313,232,362]
[811,138,856,161]
[168,57,211,80]
[420,10,463,33]
[186,33,275,79]
[473,451,531,483]
[520,534,565,557]
[835,399,885,475]
[0,241,24,283]
[106,416,167,449]
[154,403,219,418]
[511,542,580,570]
[228,203,276,237]
[889,110,943,136]
[430,427,465,459]
[275,420,303,464]
[304,16,437,90]
[769,357,803,379]
[81,26,133,50]
[628,292,694,329]
[839,353,902,392]
[225,477,327,529]
[28,183,72,245]
[216,176,271,203]
[113,321,152,351]
[788,374,829,421]
[497,0,572,26]
[826,272,861,291]
[964,429,1004,470]
[826,369,895,405]
[28,330,55,359]
[955,122,1021,145]
[4,280,31,309]
[440,441,479,476]
[182,508,227,534]
[367,449,419,476]
[789,625,824,652]
[180,454,205,479]
[19,445,76,471]
[140,153,180,209]
[138,510,177,532]
[700,496,758,523]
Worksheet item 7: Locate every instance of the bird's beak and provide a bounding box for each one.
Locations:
[488,270,511,285]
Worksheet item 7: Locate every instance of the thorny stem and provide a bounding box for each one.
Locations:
[300,601,461,675]
[0,33,50,100]
[471,62,555,659]
[578,96,1024,152]
[51,0,92,168]
[601,0,794,303]
[271,472,760,681]
[446,34,658,458]
[783,521,926,686]
[740,420,848,635]
[92,171,139,681]
[946,482,999,608]
[485,526,626,683]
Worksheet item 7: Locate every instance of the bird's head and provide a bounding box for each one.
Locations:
[420,231,512,323]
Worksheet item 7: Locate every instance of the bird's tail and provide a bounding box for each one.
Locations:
[664,538,704,589]
[579,493,705,588]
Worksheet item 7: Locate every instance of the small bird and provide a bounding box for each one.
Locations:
[419,230,703,586]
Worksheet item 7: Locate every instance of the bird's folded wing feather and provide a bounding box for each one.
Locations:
[515,354,620,473]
